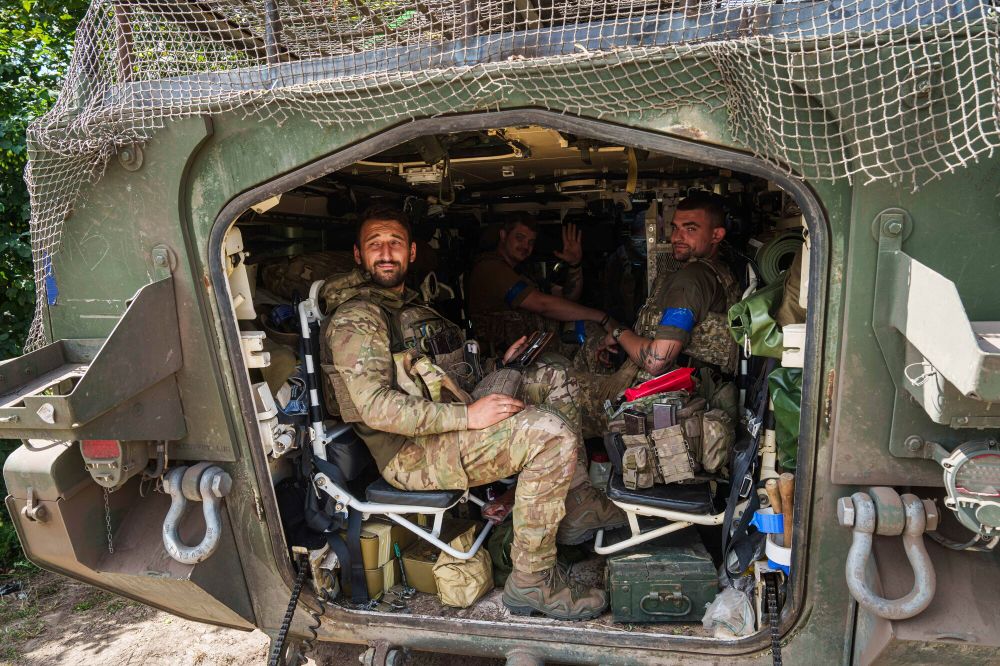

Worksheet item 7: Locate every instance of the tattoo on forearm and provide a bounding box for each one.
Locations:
[638,341,667,371]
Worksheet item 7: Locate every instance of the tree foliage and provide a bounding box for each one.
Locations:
[1,1,88,570]
[0,0,88,360]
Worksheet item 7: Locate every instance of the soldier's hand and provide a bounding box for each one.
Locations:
[467,394,525,429]
[596,334,619,368]
[554,223,583,267]
[502,335,528,365]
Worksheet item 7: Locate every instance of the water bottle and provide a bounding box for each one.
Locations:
[589,452,612,490]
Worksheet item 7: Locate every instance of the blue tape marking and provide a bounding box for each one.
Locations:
[43,252,58,305]
[659,307,695,332]
[504,280,529,307]
[750,510,785,534]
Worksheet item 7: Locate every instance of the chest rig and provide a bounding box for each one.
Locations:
[323,292,470,423]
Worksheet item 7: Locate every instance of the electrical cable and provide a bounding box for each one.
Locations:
[927,529,999,552]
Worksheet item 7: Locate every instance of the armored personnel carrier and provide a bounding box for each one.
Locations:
[4,1,999,664]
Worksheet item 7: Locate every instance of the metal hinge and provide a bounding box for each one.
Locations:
[21,486,48,523]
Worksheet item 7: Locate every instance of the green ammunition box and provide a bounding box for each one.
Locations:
[607,536,718,623]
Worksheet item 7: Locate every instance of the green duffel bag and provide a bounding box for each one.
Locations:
[728,278,785,359]
[768,366,802,470]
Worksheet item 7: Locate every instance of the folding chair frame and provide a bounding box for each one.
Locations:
[594,497,749,555]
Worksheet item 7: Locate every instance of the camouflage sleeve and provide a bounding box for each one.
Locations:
[328,301,469,435]
[653,263,719,344]
[469,255,537,309]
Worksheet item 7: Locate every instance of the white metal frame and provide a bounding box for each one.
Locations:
[313,472,493,560]
[594,496,748,555]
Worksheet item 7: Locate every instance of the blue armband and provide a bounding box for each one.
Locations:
[659,307,696,332]
[504,280,530,307]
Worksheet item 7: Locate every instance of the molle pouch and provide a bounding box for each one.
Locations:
[622,445,654,490]
[676,397,707,467]
[398,304,463,353]
[649,426,696,484]
[471,368,524,400]
[622,434,662,485]
[623,409,647,435]
[701,409,735,475]
[423,327,465,357]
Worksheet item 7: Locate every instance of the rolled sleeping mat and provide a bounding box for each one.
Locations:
[757,231,803,284]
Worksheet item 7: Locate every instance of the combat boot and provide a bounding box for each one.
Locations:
[557,483,627,545]
[502,564,608,620]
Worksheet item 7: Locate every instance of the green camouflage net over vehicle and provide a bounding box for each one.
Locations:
[23,0,1000,348]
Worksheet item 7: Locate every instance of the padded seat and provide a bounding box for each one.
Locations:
[365,477,464,509]
[606,475,715,515]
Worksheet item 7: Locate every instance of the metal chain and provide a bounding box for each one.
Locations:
[765,573,782,666]
[103,488,115,554]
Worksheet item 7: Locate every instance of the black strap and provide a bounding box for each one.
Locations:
[721,358,776,581]
[325,510,368,606]
[311,455,369,605]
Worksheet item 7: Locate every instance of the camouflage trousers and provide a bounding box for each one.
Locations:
[382,362,588,572]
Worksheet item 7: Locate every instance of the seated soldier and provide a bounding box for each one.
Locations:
[466,214,614,363]
[573,192,742,437]
[322,205,623,621]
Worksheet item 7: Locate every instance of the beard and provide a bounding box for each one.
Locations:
[369,261,406,288]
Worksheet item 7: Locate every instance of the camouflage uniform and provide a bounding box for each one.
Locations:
[260,250,356,301]
[325,272,590,572]
[571,257,742,438]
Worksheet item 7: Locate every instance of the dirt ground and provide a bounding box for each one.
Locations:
[0,570,501,666]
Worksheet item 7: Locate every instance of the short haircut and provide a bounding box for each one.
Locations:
[356,204,412,245]
[676,191,726,229]
[501,213,538,235]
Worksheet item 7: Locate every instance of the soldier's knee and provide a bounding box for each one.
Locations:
[523,409,578,463]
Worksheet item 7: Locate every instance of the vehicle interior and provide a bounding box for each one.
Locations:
[222,124,808,636]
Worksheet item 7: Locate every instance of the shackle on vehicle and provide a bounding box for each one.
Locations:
[161,463,233,565]
[837,487,938,620]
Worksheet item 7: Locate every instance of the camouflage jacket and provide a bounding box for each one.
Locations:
[634,257,741,375]
[322,269,468,471]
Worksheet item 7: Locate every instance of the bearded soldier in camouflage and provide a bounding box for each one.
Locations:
[323,205,622,621]
[572,193,742,437]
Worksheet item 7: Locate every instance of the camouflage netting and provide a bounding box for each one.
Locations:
[24,0,1000,348]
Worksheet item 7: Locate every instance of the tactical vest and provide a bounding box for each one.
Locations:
[634,258,741,375]
[319,272,470,422]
